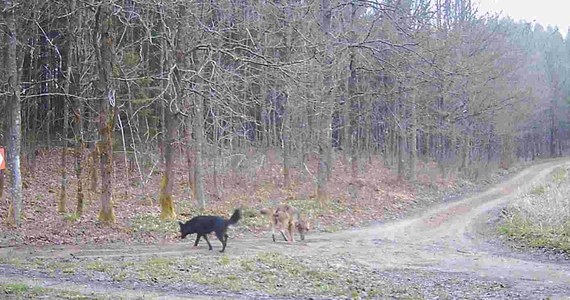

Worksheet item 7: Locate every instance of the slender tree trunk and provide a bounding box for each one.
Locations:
[159,38,167,165]
[94,3,116,224]
[74,116,85,218]
[409,91,417,181]
[88,144,98,198]
[500,133,514,169]
[87,104,98,199]
[194,96,206,208]
[397,124,405,179]
[549,106,556,157]
[58,106,69,213]
[157,7,178,220]
[396,94,405,179]
[159,110,177,220]
[283,102,291,188]
[4,0,23,226]
[212,108,220,199]
[460,133,470,173]
[281,19,293,188]
[58,0,76,213]
[186,116,195,198]
[0,170,4,199]
[423,124,430,162]
[317,0,333,204]
[348,80,357,171]
[347,2,358,177]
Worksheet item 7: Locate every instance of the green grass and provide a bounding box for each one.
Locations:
[498,216,570,252]
[63,213,81,222]
[0,283,103,299]
[86,260,110,272]
[2,283,31,295]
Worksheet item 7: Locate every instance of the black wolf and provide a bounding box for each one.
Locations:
[179,209,241,253]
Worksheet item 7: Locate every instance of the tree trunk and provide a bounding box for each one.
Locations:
[157,7,178,220]
[409,92,417,181]
[58,0,76,213]
[283,103,291,188]
[57,115,70,209]
[4,0,23,227]
[348,1,358,177]
[158,110,177,220]
[397,94,405,179]
[397,123,405,179]
[194,96,206,208]
[186,116,195,198]
[0,170,4,199]
[88,145,98,198]
[94,3,116,224]
[317,0,333,204]
[460,133,470,173]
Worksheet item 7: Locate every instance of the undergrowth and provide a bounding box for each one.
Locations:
[498,166,570,254]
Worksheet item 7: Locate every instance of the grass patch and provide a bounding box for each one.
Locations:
[86,260,110,272]
[498,167,570,254]
[218,255,231,266]
[0,257,24,268]
[63,213,80,222]
[112,271,128,282]
[550,167,568,184]
[0,283,104,299]
[498,216,570,252]
[528,185,547,196]
[41,261,78,275]
[136,257,177,281]
[129,214,178,233]
[2,283,30,294]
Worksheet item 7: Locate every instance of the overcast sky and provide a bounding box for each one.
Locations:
[476,0,569,36]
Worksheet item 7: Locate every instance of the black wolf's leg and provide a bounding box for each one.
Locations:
[216,231,227,253]
[202,234,213,250]
[193,234,202,247]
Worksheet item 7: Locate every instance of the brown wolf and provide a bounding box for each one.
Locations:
[260,204,310,243]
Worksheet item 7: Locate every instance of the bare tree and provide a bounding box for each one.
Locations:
[93,2,116,224]
[3,0,23,226]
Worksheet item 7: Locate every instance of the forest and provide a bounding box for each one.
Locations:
[1,0,569,235]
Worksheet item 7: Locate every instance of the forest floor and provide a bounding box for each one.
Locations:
[0,151,569,299]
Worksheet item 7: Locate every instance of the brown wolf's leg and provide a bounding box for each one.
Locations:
[280,230,289,241]
[271,215,277,242]
[287,221,295,243]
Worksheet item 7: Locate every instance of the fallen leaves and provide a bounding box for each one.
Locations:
[0,148,476,248]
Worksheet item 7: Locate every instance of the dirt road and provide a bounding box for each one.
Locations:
[1,160,569,299]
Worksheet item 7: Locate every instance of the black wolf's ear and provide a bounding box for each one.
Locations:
[178,221,183,226]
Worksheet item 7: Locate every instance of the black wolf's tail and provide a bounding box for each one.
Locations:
[227,209,241,225]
